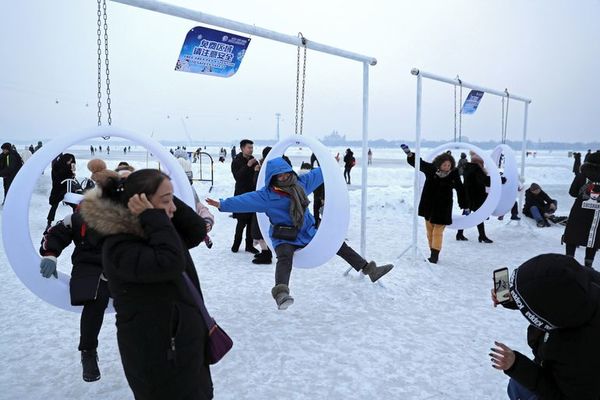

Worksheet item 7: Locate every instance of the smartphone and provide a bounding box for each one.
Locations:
[493,268,511,304]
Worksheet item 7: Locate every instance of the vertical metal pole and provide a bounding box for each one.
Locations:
[519,102,530,212]
[412,74,423,260]
[275,112,281,141]
[360,62,369,257]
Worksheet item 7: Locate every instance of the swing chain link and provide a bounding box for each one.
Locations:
[97,0,102,126]
[295,33,307,136]
[103,0,112,126]
[501,89,510,144]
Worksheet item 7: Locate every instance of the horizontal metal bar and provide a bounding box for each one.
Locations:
[111,0,377,65]
[411,68,531,103]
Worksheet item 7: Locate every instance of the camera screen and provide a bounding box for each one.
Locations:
[494,268,510,302]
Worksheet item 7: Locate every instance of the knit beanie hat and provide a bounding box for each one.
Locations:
[509,254,600,331]
[1,142,11,151]
[529,183,541,191]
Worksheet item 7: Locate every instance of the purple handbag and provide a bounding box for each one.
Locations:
[182,273,233,365]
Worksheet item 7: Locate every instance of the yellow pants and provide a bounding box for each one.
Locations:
[425,221,446,251]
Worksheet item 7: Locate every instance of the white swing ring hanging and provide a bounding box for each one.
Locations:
[256,135,350,268]
[423,142,502,230]
[2,126,195,313]
[491,144,519,216]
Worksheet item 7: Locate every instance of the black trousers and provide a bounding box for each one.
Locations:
[233,214,253,248]
[274,242,367,286]
[78,279,110,351]
[566,244,597,266]
[343,167,352,184]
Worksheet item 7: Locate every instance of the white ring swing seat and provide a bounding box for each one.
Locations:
[2,126,195,312]
[423,142,502,230]
[256,135,350,268]
[491,144,519,217]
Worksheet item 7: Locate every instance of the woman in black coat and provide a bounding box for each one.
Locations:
[47,153,76,229]
[403,145,467,263]
[563,151,600,268]
[455,154,494,243]
[343,148,355,184]
[80,169,213,400]
[491,254,600,400]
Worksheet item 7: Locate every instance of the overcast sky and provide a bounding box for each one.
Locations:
[1,0,599,144]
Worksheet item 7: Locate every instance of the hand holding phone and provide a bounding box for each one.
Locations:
[493,268,511,304]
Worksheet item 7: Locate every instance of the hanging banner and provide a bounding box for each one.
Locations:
[175,26,251,78]
[461,90,485,115]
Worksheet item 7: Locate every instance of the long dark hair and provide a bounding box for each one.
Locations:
[432,153,456,170]
[101,169,170,206]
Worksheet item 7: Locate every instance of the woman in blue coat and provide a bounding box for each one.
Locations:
[207,157,393,309]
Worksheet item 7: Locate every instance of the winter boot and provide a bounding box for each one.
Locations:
[271,284,294,310]
[245,246,259,254]
[455,231,468,241]
[478,236,493,243]
[361,261,394,283]
[252,250,272,265]
[428,249,440,264]
[81,350,101,382]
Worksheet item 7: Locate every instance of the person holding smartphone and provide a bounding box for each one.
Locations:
[490,254,600,400]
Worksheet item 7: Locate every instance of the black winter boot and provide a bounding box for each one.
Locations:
[455,231,468,241]
[81,350,101,382]
[271,284,294,310]
[428,249,440,264]
[252,250,272,264]
[245,246,259,254]
[361,261,394,282]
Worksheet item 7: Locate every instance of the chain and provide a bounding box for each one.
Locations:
[295,33,307,136]
[97,0,102,126]
[458,80,463,142]
[502,89,510,144]
[453,83,457,142]
[103,0,112,126]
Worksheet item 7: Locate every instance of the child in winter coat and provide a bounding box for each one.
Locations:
[490,254,600,399]
[402,144,467,263]
[206,156,393,310]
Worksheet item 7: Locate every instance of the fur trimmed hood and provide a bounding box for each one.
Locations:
[79,188,145,238]
[581,159,600,183]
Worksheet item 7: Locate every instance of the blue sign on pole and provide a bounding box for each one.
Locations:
[461,90,485,115]
[175,26,251,78]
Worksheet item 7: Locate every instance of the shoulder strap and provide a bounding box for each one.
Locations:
[182,272,215,329]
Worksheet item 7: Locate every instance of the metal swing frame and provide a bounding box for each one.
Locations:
[111,0,377,257]
[401,68,533,262]
[192,151,215,193]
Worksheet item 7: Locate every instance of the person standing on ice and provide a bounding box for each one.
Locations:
[39,166,119,382]
[490,254,600,400]
[0,142,23,205]
[80,169,214,399]
[206,156,394,310]
[402,144,467,264]
[343,148,355,184]
[563,151,600,268]
[455,152,495,243]
[46,153,76,231]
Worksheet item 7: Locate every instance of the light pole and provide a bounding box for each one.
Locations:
[275,112,281,141]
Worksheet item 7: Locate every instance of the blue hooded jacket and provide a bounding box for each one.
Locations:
[219,157,323,248]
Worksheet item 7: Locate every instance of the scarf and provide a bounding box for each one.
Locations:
[435,170,450,178]
[273,173,310,229]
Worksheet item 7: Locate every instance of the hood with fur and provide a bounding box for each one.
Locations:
[79,188,145,238]
[581,151,600,182]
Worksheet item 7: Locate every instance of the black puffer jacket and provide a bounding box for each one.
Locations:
[40,211,105,305]
[407,154,467,225]
[462,162,490,211]
[563,155,600,249]
[0,149,23,190]
[505,254,600,399]
[49,153,75,205]
[231,153,256,219]
[523,188,555,217]
[80,191,213,400]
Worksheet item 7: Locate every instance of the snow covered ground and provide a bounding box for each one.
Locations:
[0,144,582,399]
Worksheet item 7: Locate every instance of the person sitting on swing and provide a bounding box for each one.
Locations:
[206,156,394,310]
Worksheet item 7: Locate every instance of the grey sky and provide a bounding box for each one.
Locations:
[1,0,599,144]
